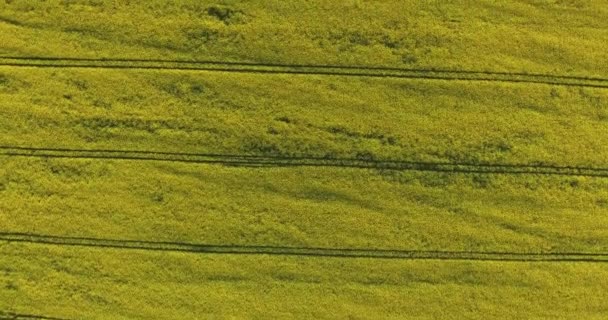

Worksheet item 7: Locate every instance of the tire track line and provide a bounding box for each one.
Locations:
[0,312,69,320]
[1,57,607,89]
[1,146,607,177]
[1,232,607,263]
[4,55,608,82]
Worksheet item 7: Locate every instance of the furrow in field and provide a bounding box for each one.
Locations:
[1,146,607,177]
[0,311,68,320]
[5,56,608,81]
[1,57,607,89]
[1,232,607,263]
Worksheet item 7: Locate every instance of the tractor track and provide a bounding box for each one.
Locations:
[1,232,607,263]
[0,312,69,320]
[1,57,607,89]
[1,146,607,177]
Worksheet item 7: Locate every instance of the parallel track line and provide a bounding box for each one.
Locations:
[1,57,607,89]
[1,146,607,177]
[2,232,607,263]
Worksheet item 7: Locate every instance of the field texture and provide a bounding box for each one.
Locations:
[1,1,608,319]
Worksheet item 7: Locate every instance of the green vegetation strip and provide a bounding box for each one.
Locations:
[2,68,607,167]
[3,243,608,319]
[1,1,608,77]
[2,158,607,254]
[1,57,608,88]
[1,232,607,263]
[2,146,608,177]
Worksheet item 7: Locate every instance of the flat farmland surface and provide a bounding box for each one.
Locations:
[1,158,608,254]
[2,243,608,320]
[1,68,607,165]
[1,0,608,75]
[1,1,607,319]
